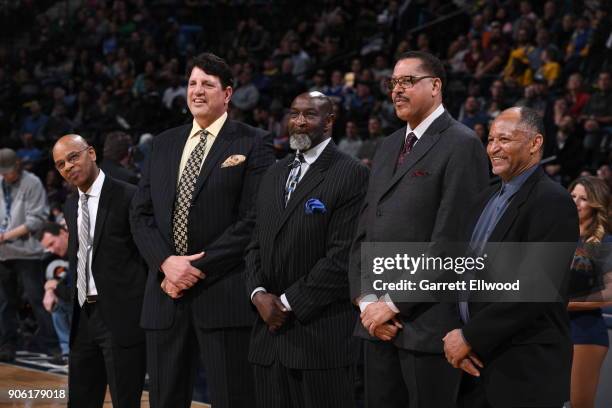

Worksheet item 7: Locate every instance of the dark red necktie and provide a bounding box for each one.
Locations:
[396,132,417,169]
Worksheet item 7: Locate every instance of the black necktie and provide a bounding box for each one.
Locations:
[284,152,305,206]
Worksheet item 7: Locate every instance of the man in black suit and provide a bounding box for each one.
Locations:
[130,52,275,408]
[443,107,579,408]
[245,92,368,407]
[52,134,147,408]
[349,51,490,407]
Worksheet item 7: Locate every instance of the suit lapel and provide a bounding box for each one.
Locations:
[488,168,543,242]
[380,112,452,199]
[377,128,405,184]
[168,126,191,200]
[65,194,79,286]
[91,176,113,261]
[191,120,236,200]
[274,157,292,215]
[273,141,336,237]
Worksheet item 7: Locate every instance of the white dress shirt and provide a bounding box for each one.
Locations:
[251,137,332,310]
[359,103,445,314]
[77,169,105,296]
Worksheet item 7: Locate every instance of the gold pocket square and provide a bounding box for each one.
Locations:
[221,154,246,168]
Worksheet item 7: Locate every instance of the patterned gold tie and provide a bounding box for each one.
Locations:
[173,130,208,255]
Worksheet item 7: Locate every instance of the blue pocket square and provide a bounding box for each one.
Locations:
[305,198,327,214]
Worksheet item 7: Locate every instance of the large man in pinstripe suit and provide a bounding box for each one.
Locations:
[130,53,275,408]
[245,92,369,408]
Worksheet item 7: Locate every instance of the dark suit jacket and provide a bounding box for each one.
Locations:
[130,119,275,330]
[64,175,147,347]
[462,167,579,407]
[245,141,369,369]
[349,110,490,353]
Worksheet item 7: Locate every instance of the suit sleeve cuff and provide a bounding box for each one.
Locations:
[280,293,292,311]
[251,287,266,302]
[358,293,378,313]
[381,293,400,313]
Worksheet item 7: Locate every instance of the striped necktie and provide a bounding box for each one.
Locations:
[77,194,91,306]
[284,152,305,206]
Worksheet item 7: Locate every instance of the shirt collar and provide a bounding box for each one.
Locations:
[79,169,105,198]
[301,138,331,165]
[500,164,539,196]
[189,111,228,139]
[406,103,445,140]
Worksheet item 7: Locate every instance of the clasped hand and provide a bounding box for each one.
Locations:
[252,292,289,332]
[360,301,403,341]
[442,329,484,377]
[160,252,206,298]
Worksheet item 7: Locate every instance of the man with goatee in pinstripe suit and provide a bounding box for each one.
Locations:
[245,91,369,408]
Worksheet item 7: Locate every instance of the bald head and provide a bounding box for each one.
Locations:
[53,134,99,192]
[53,134,89,155]
[298,91,333,116]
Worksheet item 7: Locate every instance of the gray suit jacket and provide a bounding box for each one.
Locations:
[349,110,489,353]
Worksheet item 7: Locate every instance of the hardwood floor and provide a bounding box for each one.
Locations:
[0,363,210,407]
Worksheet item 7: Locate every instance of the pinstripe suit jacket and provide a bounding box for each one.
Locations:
[245,141,369,369]
[130,119,275,330]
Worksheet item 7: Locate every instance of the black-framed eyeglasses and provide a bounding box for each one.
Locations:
[55,147,91,171]
[386,75,437,91]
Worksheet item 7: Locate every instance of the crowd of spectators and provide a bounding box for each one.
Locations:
[1,1,610,193]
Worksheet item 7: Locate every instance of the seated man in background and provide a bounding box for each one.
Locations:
[38,222,72,365]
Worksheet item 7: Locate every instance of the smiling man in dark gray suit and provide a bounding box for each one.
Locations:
[246,92,368,408]
[349,51,490,408]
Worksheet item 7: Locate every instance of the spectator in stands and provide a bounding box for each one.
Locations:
[460,96,489,130]
[358,116,384,165]
[545,115,584,186]
[503,28,534,88]
[20,100,48,142]
[308,69,327,93]
[565,15,593,74]
[535,46,561,88]
[565,73,591,119]
[476,19,508,79]
[232,69,260,113]
[582,71,612,134]
[100,131,139,185]
[597,164,612,190]
[162,75,186,110]
[345,80,375,129]
[515,79,549,117]
[0,148,57,362]
[474,122,488,144]
[567,176,612,408]
[38,222,72,364]
[338,120,362,158]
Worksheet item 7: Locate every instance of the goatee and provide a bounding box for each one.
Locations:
[289,133,312,151]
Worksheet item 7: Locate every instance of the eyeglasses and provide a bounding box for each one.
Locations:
[54,147,90,171]
[386,75,437,91]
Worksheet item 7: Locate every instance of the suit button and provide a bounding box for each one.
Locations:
[376,209,382,217]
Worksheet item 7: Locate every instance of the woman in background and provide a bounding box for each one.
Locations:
[568,176,612,408]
